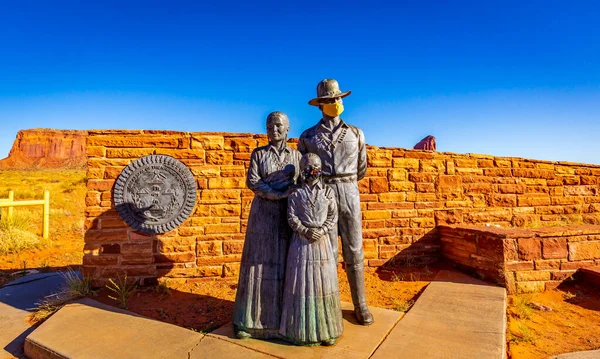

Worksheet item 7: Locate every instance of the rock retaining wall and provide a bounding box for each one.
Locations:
[439,225,600,293]
[82,130,600,286]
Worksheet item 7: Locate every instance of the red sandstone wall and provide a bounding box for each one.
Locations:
[0,129,88,169]
[82,130,600,286]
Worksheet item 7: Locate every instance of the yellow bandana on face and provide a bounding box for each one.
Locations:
[322,102,344,117]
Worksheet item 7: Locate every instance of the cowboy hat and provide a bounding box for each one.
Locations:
[308,79,352,106]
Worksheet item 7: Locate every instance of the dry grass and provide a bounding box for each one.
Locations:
[30,269,93,324]
[0,169,86,271]
[0,212,44,254]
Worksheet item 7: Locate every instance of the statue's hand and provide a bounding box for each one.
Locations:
[307,228,325,243]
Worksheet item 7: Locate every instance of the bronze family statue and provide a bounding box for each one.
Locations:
[233,79,372,347]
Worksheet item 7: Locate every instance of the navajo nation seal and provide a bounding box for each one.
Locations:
[113,155,197,234]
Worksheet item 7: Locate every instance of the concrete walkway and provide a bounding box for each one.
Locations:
[0,272,69,359]
[371,270,507,359]
[552,350,600,359]
[20,269,509,359]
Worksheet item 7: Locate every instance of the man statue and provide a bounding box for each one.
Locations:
[298,79,374,325]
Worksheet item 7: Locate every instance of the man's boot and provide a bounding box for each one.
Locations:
[346,263,374,325]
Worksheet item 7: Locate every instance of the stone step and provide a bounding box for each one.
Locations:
[24,298,205,359]
[370,270,507,359]
[580,266,600,287]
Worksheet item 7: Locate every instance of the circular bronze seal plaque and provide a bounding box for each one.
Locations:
[113,155,197,234]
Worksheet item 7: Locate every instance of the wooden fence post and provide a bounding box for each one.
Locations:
[8,190,14,219]
[43,190,50,239]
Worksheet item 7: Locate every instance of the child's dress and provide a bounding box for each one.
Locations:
[279,181,343,345]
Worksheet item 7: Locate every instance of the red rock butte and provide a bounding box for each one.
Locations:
[0,129,88,169]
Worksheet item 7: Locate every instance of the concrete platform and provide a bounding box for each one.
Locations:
[552,349,600,359]
[203,301,404,359]
[0,272,68,359]
[371,270,507,359]
[24,298,204,359]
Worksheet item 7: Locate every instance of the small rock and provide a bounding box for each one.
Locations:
[529,302,552,312]
[11,269,39,276]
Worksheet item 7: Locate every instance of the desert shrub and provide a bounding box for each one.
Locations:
[513,294,534,319]
[0,212,42,254]
[30,269,93,324]
[392,298,414,312]
[510,320,536,343]
[107,275,137,309]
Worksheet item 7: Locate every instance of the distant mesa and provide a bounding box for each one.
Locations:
[414,135,436,151]
[0,129,88,169]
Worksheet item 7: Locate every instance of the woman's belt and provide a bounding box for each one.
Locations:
[322,174,357,184]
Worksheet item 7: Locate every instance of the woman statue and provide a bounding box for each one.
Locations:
[232,111,302,339]
[280,153,343,346]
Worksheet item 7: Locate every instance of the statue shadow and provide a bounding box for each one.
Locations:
[556,276,600,312]
[374,227,444,283]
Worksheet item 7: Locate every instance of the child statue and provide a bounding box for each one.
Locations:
[279,153,343,346]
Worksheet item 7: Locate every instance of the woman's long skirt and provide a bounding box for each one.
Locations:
[232,196,290,338]
[279,232,343,345]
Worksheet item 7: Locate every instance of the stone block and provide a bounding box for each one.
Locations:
[464,183,493,194]
[83,254,119,266]
[154,252,196,263]
[513,168,555,179]
[516,281,545,293]
[517,237,541,261]
[483,168,512,177]
[435,209,464,225]
[379,192,407,202]
[416,183,435,193]
[515,271,551,282]
[560,260,595,270]
[223,262,241,277]
[224,138,257,152]
[87,179,114,192]
[177,227,204,236]
[363,210,392,220]
[223,241,244,255]
[367,150,393,167]
[88,135,180,148]
[205,151,233,165]
[568,241,600,261]
[370,177,389,193]
[504,261,534,271]
[393,158,419,170]
[517,194,551,207]
[408,173,435,183]
[488,194,517,207]
[534,259,561,270]
[497,184,526,194]
[121,242,154,265]
[205,223,240,234]
[200,189,241,204]
[420,159,446,173]
[388,168,408,181]
[564,185,598,196]
[197,241,223,256]
[191,135,224,150]
[106,148,155,158]
[87,146,106,157]
[542,238,568,259]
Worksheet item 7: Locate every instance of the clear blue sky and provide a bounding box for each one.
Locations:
[1,1,599,164]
